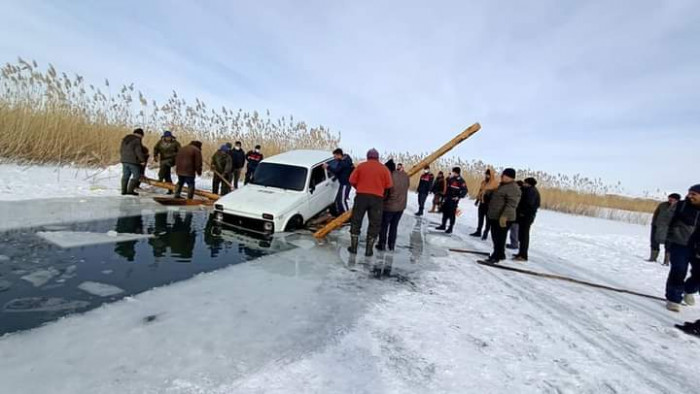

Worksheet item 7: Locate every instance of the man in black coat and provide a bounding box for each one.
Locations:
[664,184,700,312]
[513,177,541,261]
[436,167,467,234]
[415,166,434,216]
[227,141,246,189]
[119,128,147,196]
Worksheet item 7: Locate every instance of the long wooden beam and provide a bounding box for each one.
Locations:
[313,122,481,239]
[141,177,220,201]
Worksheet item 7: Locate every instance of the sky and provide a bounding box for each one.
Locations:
[0,0,698,195]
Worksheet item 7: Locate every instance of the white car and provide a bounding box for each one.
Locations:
[213,150,340,235]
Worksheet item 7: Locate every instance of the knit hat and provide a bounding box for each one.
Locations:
[191,141,202,150]
[689,184,700,194]
[133,128,144,136]
[385,159,396,172]
[669,193,681,200]
[502,168,516,179]
[163,130,173,138]
[367,148,379,160]
[220,144,230,152]
[524,177,537,186]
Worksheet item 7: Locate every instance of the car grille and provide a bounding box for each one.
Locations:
[219,212,273,234]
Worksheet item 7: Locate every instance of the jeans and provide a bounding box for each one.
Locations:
[490,219,512,261]
[417,193,429,214]
[175,176,196,199]
[379,211,403,250]
[441,198,458,229]
[232,168,242,189]
[665,243,700,303]
[509,223,520,247]
[350,194,384,238]
[517,218,533,259]
[121,163,142,194]
[335,184,351,215]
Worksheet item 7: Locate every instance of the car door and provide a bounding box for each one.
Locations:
[307,164,333,217]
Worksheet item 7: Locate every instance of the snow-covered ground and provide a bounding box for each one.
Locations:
[0,163,698,393]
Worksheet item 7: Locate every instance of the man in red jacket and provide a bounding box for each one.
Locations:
[348,148,393,256]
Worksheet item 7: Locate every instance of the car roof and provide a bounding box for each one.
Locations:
[262,150,333,168]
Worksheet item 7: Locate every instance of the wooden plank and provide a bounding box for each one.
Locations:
[313,122,482,239]
[141,177,220,201]
[152,196,215,206]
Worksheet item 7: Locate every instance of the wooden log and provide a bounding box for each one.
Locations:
[313,122,482,239]
[141,177,220,201]
[152,196,215,206]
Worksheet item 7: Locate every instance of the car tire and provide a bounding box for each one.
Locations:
[285,215,304,232]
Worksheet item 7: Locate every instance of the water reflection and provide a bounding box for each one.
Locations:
[114,215,144,261]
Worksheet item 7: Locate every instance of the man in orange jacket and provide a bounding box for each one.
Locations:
[348,148,393,256]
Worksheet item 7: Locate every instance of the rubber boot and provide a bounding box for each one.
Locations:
[126,179,139,196]
[347,235,359,254]
[187,186,195,200]
[647,249,659,262]
[121,178,128,195]
[445,226,453,234]
[663,252,670,266]
[365,236,376,257]
[174,183,184,199]
[469,231,481,237]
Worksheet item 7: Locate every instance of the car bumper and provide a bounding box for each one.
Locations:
[212,210,275,236]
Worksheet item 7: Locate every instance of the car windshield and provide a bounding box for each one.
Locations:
[251,163,307,191]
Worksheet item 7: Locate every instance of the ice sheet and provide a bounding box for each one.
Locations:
[36,230,154,248]
[20,268,59,287]
[77,281,124,297]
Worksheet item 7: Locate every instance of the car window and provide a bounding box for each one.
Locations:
[310,165,327,188]
[252,163,308,191]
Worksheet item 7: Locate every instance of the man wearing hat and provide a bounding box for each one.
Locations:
[347,148,393,256]
[664,184,700,312]
[482,168,521,264]
[513,177,541,262]
[153,130,181,192]
[647,193,681,264]
[211,144,233,195]
[119,128,147,196]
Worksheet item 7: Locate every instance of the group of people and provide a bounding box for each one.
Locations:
[648,185,700,316]
[119,129,265,199]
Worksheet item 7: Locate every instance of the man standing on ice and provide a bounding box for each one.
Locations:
[173,141,203,200]
[347,148,393,256]
[119,128,147,196]
[648,193,681,264]
[482,168,521,264]
[436,167,468,234]
[245,145,263,185]
[153,130,181,190]
[227,141,246,189]
[664,184,700,312]
[377,161,410,251]
[513,177,540,262]
[324,148,354,215]
[415,166,434,216]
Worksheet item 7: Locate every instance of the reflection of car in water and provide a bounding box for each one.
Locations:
[206,215,299,252]
[213,150,339,235]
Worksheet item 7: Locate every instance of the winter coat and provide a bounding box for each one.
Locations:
[517,186,541,223]
[384,171,411,212]
[230,148,246,169]
[476,166,499,204]
[417,172,434,194]
[327,155,354,186]
[431,176,447,196]
[444,175,468,202]
[246,150,263,173]
[666,200,700,247]
[120,134,146,165]
[651,201,675,245]
[487,181,522,222]
[153,139,181,166]
[211,151,233,175]
[175,143,203,177]
[349,159,393,198]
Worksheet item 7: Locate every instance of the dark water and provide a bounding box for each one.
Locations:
[0,210,287,336]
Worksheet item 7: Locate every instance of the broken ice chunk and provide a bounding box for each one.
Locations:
[77,281,124,297]
[21,268,60,287]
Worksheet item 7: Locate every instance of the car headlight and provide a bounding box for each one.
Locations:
[263,222,273,231]
[215,212,224,221]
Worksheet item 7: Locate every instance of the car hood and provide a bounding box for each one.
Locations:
[217,186,303,217]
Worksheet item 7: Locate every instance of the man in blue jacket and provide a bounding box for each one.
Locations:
[324,148,354,215]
